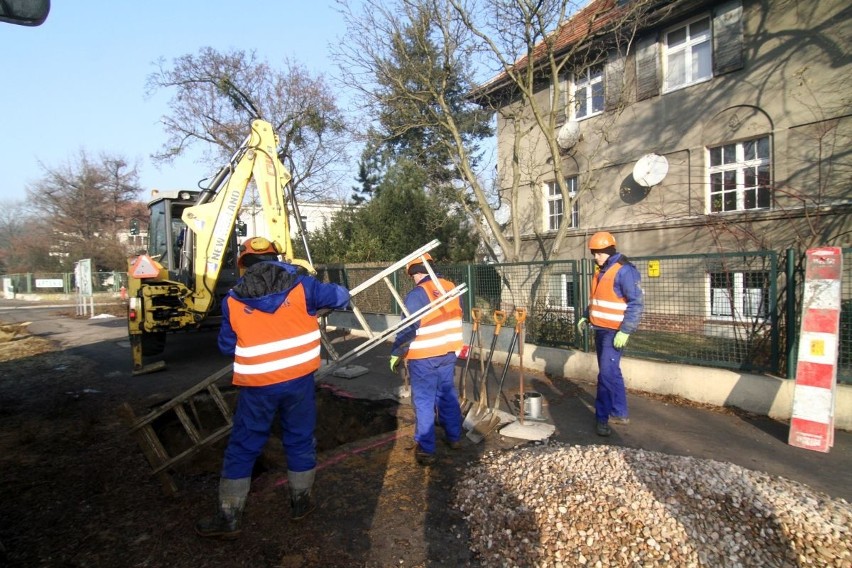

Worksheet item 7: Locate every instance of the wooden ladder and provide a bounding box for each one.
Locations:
[122,240,467,495]
[118,365,234,496]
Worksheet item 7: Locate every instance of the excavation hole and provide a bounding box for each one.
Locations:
[150,384,403,477]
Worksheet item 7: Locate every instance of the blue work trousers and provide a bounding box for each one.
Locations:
[222,374,317,479]
[593,328,628,423]
[408,353,463,454]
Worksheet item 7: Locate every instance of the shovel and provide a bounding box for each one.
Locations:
[515,309,527,424]
[462,310,506,430]
[457,308,482,415]
[470,308,526,441]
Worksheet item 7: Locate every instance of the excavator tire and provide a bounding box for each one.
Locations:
[141,332,166,357]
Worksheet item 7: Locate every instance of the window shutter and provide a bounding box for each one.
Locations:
[635,34,660,101]
[713,0,744,75]
[605,50,625,110]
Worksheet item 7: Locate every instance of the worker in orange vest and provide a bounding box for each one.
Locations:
[390,253,464,465]
[577,232,644,437]
[196,237,350,539]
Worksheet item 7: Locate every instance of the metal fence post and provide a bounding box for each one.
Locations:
[579,258,591,353]
[786,248,798,379]
[465,264,474,322]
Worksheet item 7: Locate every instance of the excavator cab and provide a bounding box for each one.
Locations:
[145,190,239,290]
[146,190,196,274]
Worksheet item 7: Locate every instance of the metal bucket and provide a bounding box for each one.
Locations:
[514,392,543,419]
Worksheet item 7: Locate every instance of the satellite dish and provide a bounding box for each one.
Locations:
[556,120,581,149]
[632,153,669,187]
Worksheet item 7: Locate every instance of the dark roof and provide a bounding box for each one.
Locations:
[475,0,625,98]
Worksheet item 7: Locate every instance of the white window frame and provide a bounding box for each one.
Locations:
[707,271,769,322]
[662,15,713,93]
[572,66,604,120]
[542,272,576,311]
[545,177,579,231]
[707,136,771,214]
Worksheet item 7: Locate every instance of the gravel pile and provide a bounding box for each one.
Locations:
[454,443,852,567]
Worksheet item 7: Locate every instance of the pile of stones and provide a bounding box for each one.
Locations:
[454,443,851,567]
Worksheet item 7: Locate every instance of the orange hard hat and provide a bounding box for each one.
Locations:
[406,252,433,275]
[238,236,281,267]
[588,231,616,251]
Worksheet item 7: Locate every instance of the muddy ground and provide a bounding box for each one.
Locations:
[0,316,518,568]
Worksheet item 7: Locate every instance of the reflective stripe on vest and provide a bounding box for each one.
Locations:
[589,263,626,330]
[228,284,321,386]
[407,277,463,360]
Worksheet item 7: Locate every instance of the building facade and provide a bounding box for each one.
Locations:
[486,0,850,260]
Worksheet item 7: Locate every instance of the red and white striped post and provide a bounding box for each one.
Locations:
[788,247,843,452]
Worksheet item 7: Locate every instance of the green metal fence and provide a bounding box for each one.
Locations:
[0,271,128,295]
[628,251,780,374]
[4,247,850,383]
[321,247,851,383]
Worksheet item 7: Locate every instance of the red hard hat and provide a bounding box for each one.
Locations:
[238,236,281,267]
[588,231,616,251]
[406,252,433,275]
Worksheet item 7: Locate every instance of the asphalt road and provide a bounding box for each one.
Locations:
[0,298,232,403]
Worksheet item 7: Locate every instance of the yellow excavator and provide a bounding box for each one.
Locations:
[126,119,314,375]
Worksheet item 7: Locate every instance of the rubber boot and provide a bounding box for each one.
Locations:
[195,477,251,539]
[288,469,316,521]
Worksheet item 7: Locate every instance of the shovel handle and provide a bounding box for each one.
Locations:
[515,307,526,423]
[492,310,506,333]
[472,307,482,325]
[514,307,527,331]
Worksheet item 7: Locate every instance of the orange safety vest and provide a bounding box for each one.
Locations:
[227,284,321,386]
[406,277,464,360]
[589,263,626,330]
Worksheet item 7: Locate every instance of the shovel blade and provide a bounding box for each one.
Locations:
[466,412,501,443]
[463,402,487,431]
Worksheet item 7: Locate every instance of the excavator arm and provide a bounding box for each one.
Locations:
[180,118,307,317]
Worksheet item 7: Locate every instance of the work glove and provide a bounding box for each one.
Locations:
[389,355,402,373]
[576,317,588,333]
[613,331,630,350]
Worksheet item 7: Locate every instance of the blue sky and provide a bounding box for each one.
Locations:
[0,1,354,204]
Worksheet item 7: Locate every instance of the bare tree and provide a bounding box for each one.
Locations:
[146,47,353,201]
[0,200,36,272]
[25,150,143,270]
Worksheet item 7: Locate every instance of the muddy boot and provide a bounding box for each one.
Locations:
[288,469,316,521]
[195,477,251,539]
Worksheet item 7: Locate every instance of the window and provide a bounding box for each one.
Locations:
[663,16,712,92]
[573,66,604,119]
[709,271,769,319]
[541,272,576,310]
[561,274,576,310]
[708,136,771,213]
[546,177,579,231]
